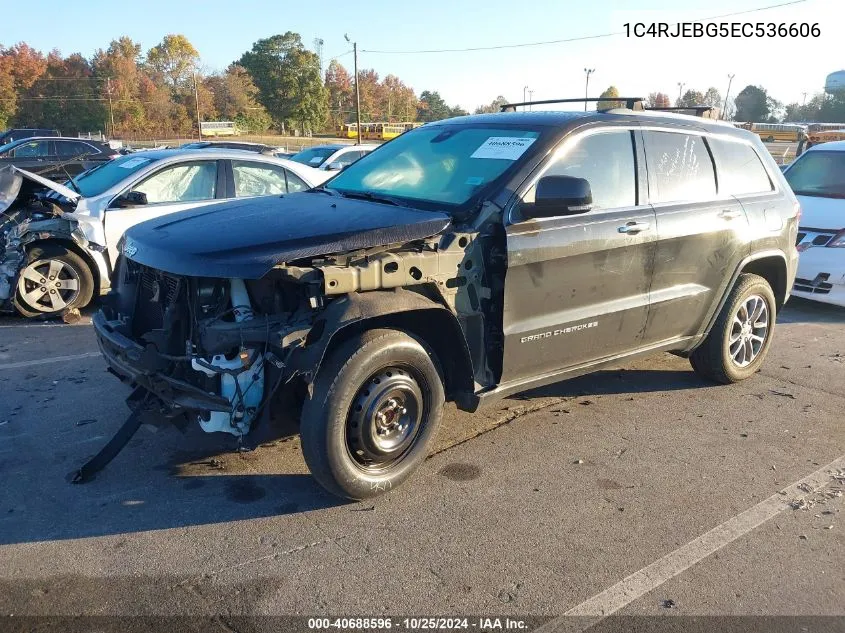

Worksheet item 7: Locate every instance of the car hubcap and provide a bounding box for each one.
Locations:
[347,367,423,472]
[729,294,769,368]
[17,259,80,313]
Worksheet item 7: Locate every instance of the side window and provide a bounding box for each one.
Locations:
[334,150,362,167]
[131,161,217,204]
[233,160,287,197]
[12,140,50,158]
[284,170,308,193]
[56,141,96,157]
[522,130,637,211]
[707,138,773,195]
[644,131,716,203]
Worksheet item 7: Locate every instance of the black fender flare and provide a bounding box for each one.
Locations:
[289,289,476,407]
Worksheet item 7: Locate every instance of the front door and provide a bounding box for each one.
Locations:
[104,160,222,264]
[500,128,656,384]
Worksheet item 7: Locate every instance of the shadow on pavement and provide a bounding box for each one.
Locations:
[524,367,714,399]
[779,296,845,325]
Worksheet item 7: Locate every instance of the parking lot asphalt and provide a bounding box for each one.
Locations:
[0,297,843,626]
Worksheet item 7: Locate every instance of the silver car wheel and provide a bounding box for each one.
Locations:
[728,294,769,368]
[17,258,81,313]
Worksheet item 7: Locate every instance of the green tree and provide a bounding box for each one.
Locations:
[597,86,622,110]
[238,32,327,134]
[677,89,705,107]
[417,90,451,121]
[474,95,509,114]
[92,37,145,135]
[734,85,770,122]
[146,34,199,90]
[703,87,722,108]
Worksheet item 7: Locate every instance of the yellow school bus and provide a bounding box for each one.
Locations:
[749,122,806,143]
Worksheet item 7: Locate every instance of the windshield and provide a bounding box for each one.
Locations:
[785,151,845,198]
[326,125,544,208]
[71,154,157,197]
[289,147,337,167]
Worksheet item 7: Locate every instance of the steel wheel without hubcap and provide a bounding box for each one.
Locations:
[346,366,423,473]
[17,259,81,313]
[728,294,769,368]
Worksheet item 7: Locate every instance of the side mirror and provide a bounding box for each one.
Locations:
[524,175,592,219]
[114,191,148,208]
[325,161,345,172]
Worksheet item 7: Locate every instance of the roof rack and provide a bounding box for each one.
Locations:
[499,97,645,112]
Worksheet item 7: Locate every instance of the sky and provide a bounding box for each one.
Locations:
[1,0,838,112]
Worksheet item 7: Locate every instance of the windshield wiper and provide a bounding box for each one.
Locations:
[336,190,409,207]
[307,186,341,196]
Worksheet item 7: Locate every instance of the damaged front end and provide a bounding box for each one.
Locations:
[0,165,90,314]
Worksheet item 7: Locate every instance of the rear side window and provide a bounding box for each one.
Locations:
[644,131,716,203]
[56,140,98,157]
[708,138,773,195]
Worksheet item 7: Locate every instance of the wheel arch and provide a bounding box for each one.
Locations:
[290,289,476,409]
[24,237,101,296]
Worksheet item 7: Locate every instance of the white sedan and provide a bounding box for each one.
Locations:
[783,140,845,307]
[0,149,331,317]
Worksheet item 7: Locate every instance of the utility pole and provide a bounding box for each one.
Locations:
[193,72,202,141]
[722,74,735,120]
[527,89,534,110]
[677,82,686,105]
[584,68,595,111]
[346,34,362,146]
[523,85,529,110]
[106,77,115,138]
[801,92,808,106]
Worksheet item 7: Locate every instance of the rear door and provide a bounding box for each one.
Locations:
[641,129,750,346]
[103,160,224,263]
[55,140,101,177]
[500,127,656,383]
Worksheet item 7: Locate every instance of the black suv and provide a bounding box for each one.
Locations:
[92,102,799,499]
[0,136,117,180]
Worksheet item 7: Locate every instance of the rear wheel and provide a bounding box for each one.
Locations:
[300,329,444,500]
[690,273,776,383]
[15,244,94,318]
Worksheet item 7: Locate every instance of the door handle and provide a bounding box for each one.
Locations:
[718,209,743,220]
[618,221,650,234]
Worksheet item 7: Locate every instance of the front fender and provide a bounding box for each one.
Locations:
[288,289,476,406]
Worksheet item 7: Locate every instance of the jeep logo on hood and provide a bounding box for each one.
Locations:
[123,240,138,258]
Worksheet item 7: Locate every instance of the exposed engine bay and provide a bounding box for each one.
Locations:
[95,201,507,442]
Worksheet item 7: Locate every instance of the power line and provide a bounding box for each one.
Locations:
[361,0,807,54]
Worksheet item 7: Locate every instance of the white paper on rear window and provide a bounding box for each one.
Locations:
[470,137,536,160]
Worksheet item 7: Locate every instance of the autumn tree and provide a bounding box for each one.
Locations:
[92,37,145,134]
[677,89,705,107]
[597,86,622,110]
[324,59,353,129]
[645,92,671,108]
[0,43,47,127]
[146,34,199,90]
[204,64,270,133]
[239,32,327,134]
[703,87,722,108]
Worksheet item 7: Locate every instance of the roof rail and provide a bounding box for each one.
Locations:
[500,97,645,112]
[644,105,719,118]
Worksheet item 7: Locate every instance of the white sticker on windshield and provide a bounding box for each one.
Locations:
[309,156,323,164]
[119,157,152,169]
[470,137,536,160]
[465,176,485,185]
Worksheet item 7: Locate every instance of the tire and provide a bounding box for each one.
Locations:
[300,328,445,500]
[14,243,95,318]
[690,273,776,384]
[765,135,775,143]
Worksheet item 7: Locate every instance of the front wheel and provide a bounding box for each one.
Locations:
[300,329,445,500]
[15,243,95,318]
[690,273,776,384]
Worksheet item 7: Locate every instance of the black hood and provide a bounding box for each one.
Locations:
[123,192,452,278]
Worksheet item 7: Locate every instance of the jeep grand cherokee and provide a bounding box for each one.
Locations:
[92,104,799,499]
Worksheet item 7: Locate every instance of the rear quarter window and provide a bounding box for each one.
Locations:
[644,131,716,203]
[708,138,773,195]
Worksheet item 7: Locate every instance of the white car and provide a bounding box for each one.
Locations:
[288,143,379,172]
[0,149,331,317]
[783,141,845,307]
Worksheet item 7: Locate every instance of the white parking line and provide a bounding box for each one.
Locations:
[536,454,845,631]
[0,351,101,370]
